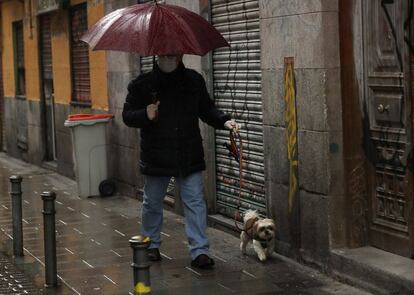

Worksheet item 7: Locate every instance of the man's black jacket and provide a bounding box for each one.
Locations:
[122,63,230,176]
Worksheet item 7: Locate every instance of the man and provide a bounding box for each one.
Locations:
[122,55,239,269]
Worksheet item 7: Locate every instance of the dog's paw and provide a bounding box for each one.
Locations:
[240,243,246,255]
[258,252,267,262]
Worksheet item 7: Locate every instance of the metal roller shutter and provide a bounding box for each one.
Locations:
[40,13,58,161]
[70,3,90,104]
[140,56,154,73]
[211,0,265,218]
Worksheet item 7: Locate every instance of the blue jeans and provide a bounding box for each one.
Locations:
[141,171,209,259]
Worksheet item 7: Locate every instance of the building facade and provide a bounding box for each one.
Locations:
[1,0,108,176]
[1,0,412,291]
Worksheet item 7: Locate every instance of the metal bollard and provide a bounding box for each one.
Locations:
[41,191,57,288]
[130,235,151,295]
[9,176,23,257]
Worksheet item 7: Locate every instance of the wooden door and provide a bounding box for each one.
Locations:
[363,0,413,257]
[39,14,56,161]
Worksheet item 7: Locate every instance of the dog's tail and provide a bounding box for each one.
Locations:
[243,209,259,223]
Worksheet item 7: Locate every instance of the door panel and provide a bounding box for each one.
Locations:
[39,14,56,161]
[364,0,413,257]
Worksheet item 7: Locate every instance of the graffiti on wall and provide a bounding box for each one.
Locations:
[284,57,299,214]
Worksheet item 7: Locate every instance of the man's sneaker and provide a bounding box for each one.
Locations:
[191,254,215,269]
[147,248,161,261]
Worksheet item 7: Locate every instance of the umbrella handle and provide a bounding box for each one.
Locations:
[151,91,158,103]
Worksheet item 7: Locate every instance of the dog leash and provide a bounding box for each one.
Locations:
[225,128,260,240]
[225,129,251,234]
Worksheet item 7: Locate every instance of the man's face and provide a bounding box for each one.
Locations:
[157,55,181,73]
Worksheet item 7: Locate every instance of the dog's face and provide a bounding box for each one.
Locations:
[254,219,276,241]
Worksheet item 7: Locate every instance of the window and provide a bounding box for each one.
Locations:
[70,3,90,105]
[13,21,25,96]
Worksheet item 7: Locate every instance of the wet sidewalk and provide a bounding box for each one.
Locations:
[0,153,371,295]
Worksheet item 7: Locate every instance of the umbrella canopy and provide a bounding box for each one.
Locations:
[81,2,229,56]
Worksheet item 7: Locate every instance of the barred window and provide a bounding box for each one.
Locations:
[70,3,90,105]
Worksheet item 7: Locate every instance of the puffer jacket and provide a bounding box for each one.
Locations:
[122,62,230,176]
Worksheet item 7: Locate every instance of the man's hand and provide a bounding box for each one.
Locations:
[224,119,241,132]
[146,101,160,121]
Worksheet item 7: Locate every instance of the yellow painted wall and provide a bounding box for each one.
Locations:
[24,0,41,101]
[51,10,71,105]
[1,0,109,108]
[1,1,41,101]
[87,0,108,111]
[1,1,23,97]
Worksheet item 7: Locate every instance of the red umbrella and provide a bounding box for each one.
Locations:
[81,2,229,56]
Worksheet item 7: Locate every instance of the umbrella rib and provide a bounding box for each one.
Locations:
[162,5,225,55]
[146,4,162,56]
[161,7,201,54]
[81,8,125,46]
[94,5,151,53]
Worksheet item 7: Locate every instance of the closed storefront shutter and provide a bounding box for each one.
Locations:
[39,13,57,161]
[211,0,265,218]
[140,56,153,74]
[70,3,90,104]
[13,21,28,150]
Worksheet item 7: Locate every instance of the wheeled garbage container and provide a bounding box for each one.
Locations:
[64,114,114,198]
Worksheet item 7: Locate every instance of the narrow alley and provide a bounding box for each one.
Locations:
[0,153,371,294]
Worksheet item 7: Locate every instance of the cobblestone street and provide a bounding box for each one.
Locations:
[0,252,42,294]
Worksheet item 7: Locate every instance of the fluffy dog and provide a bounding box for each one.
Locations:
[240,210,276,261]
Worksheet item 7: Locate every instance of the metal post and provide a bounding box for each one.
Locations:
[41,191,57,288]
[129,235,151,295]
[9,176,23,257]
